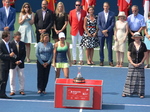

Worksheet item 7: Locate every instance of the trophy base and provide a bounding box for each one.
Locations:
[73,77,85,83]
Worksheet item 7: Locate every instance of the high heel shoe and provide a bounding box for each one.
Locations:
[122,94,126,97]
[145,64,149,68]
[119,62,123,67]
[91,61,95,65]
[115,61,120,67]
[27,59,30,63]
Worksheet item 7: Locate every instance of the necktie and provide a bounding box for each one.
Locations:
[16,42,19,52]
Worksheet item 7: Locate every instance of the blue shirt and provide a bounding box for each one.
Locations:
[127,13,146,31]
[36,42,53,65]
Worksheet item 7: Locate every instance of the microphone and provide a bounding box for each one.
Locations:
[10,48,17,59]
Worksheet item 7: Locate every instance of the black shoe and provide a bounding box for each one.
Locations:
[109,62,114,67]
[100,62,104,66]
[20,91,25,95]
[0,95,12,99]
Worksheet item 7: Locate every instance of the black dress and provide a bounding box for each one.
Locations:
[123,42,147,96]
[52,13,68,39]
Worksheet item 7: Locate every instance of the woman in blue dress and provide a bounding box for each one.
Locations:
[18,2,36,63]
[144,12,150,68]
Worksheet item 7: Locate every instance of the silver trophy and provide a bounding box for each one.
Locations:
[73,66,85,83]
[77,66,82,78]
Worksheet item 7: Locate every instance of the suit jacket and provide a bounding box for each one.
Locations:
[97,11,115,37]
[9,40,26,69]
[0,6,16,31]
[34,9,53,34]
[0,40,11,70]
[69,9,86,36]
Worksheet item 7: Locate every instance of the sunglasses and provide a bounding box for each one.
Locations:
[76,4,81,6]
[24,7,29,8]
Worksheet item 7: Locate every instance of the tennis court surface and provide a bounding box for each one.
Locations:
[0,64,150,112]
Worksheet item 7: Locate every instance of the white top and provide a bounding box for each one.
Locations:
[42,11,46,20]
[104,11,109,23]
[2,39,10,53]
[5,6,10,18]
[76,11,81,21]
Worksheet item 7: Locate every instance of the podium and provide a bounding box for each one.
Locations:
[54,78,103,109]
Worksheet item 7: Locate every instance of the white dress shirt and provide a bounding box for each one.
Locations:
[2,39,10,53]
[5,6,10,18]
[76,11,81,21]
[104,11,109,23]
[42,11,46,20]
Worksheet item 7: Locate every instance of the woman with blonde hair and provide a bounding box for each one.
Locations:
[36,33,53,94]
[52,2,68,42]
[113,11,128,67]
[18,2,36,63]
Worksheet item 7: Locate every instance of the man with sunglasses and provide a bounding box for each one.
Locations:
[127,5,146,45]
[69,0,86,65]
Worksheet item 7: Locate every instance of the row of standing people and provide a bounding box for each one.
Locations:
[0,0,149,99]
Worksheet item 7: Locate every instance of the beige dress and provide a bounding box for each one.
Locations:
[113,20,127,52]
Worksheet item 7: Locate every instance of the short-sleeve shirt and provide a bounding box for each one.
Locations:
[127,13,146,31]
[53,13,68,30]
[128,42,147,63]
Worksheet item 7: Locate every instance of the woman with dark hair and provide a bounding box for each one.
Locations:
[80,6,99,65]
[18,2,36,63]
[122,32,147,98]
[36,33,53,94]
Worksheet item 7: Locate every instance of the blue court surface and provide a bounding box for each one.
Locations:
[1,64,150,112]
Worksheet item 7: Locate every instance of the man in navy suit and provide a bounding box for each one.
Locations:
[0,0,16,40]
[97,2,115,66]
[9,31,26,96]
[0,31,15,99]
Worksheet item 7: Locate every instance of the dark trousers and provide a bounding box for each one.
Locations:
[36,32,50,43]
[0,69,9,96]
[37,61,51,91]
[128,31,142,45]
[128,31,136,45]
[98,36,113,62]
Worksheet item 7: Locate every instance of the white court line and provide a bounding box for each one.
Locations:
[103,103,150,107]
[79,109,83,112]
[0,99,150,108]
[0,99,54,103]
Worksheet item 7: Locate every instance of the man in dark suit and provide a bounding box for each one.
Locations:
[34,0,53,42]
[0,0,16,40]
[0,31,15,99]
[9,31,26,96]
[97,2,115,66]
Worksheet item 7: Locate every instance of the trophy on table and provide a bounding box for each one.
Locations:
[73,66,85,83]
